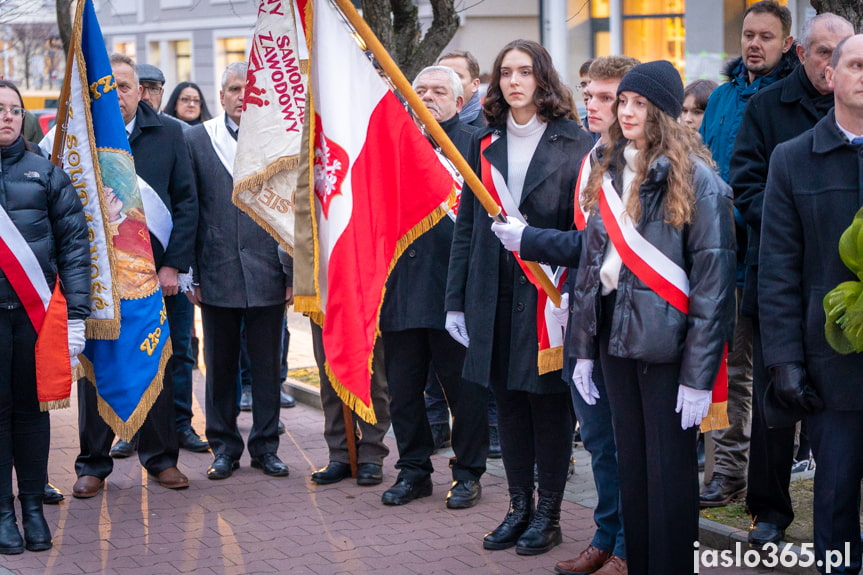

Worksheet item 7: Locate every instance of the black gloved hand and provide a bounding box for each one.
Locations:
[769,363,824,413]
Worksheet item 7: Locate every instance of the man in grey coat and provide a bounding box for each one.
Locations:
[186,62,291,480]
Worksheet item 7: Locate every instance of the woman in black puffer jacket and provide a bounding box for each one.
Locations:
[0,80,89,555]
[568,62,736,575]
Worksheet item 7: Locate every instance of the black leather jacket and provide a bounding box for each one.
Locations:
[569,145,736,390]
[0,136,90,318]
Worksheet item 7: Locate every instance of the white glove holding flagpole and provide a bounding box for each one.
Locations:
[491,219,526,252]
[445,311,470,347]
[675,385,712,429]
[572,359,599,405]
[68,319,86,359]
[551,292,569,330]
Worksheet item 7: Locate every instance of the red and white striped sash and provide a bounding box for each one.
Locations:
[481,134,565,375]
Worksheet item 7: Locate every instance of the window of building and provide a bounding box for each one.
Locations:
[113,41,136,60]
[173,40,192,83]
[622,0,685,71]
[215,37,247,76]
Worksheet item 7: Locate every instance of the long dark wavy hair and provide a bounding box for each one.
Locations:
[483,39,577,127]
[163,81,212,124]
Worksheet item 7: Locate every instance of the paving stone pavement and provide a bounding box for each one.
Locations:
[0,312,773,574]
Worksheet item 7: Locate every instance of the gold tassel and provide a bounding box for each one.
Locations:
[80,340,173,441]
[700,400,729,433]
[39,398,70,411]
[537,346,564,375]
[300,60,310,74]
[85,319,120,340]
[325,362,378,425]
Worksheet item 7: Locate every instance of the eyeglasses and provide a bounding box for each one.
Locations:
[0,106,24,117]
[142,85,163,95]
[179,97,201,105]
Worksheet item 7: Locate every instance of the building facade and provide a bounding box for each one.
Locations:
[95,0,818,111]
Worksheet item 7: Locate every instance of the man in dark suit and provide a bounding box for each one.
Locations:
[759,33,863,574]
[186,62,290,481]
[378,66,488,508]
[72,53,198,497]
[729,12,853,546]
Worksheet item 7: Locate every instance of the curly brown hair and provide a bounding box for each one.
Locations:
[483,39,576,126]
[581,99,714,228]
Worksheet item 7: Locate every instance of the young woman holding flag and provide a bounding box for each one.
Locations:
[0,80,89,554]
[568,61,736,574]
[445,39,593,556]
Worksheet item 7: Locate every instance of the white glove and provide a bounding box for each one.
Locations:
[550,292,569,330]
[571,359,599,405]
[491,218,526,252]
[445,311,470,347]
[675,385,712,430]
[68,318,86,358]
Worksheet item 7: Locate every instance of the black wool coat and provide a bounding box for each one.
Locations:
[186,116,286,308]
[446,117,593,393]
[129,101,197,272]
[759,111,863,411]
[379,114,478,332]
[730,64,835,317]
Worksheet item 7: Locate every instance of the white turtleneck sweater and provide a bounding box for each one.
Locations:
[506,112,547,206]
[600,143,640,295]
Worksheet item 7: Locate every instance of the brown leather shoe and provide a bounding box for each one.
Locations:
[152,467,189,490]
[72,476,104,499]
[594,556,627,575]
[554,545,611,575]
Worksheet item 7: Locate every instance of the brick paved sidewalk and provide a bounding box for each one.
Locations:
[0,314,773,574]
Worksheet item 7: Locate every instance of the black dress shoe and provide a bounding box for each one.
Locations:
[280,384,296,408]
[356,463,383,486]
[381,475,433,505]
[311,461,351,485]
[43,483,64,505]
[177,428,210,453]
[700,473,746,508]
[446,480,482,509]
[251,453,290,477]
[748,521,784,547]
[278,420,286,435]
[110,439,136,459]
[207,455,239,480]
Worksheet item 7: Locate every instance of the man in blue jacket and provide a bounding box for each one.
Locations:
[697,1,797,530]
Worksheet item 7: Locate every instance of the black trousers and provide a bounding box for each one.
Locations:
[76,296,182,478]
[0,308,49,497]
[808,409,863,575]
[746,317,795,529]
[201,302,284,459]
[383,328,488,482]
[599,296,698,575]
[490,296,572,493]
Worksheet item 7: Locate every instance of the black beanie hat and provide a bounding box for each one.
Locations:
[616,60,684,119]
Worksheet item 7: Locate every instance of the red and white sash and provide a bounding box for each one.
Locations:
[597,171,728,431]
[481,134,566,375]
[572,146,596,231]
[0,205,74,410]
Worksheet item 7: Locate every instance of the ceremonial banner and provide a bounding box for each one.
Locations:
[232,0,307,253]
[54,0,170,440]
[293,0,455,423]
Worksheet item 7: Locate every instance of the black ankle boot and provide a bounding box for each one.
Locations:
[515,489,563,555]
[0,496,23,554]
[482,487,534,550]
[18,494,52,552]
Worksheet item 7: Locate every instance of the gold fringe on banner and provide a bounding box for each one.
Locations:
[700,400,729,433]
[233,155,301,195]
[537,345,564,375]
[39,398,70,411]
[326,363,377,424]
[300,60,310,74]
[80,339,172,442]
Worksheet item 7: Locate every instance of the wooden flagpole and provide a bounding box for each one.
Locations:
[51,0,86,166]
[330,0,562,306]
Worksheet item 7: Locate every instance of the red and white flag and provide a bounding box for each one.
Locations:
[297,0,455,423]
[0,205,75,410]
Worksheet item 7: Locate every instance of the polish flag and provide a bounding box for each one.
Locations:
[309,0,455,422]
